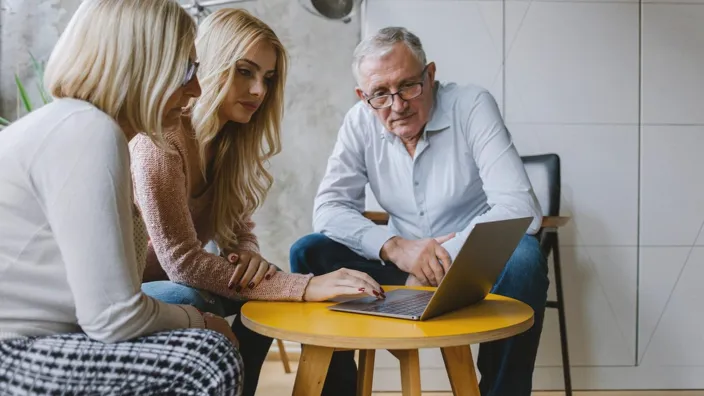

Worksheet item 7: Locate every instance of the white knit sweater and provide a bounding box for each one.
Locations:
[0,99,204,342]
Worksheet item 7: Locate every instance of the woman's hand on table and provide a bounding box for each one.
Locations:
[303,268,386,302]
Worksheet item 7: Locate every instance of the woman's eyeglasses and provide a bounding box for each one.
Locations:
[183,60,199,86]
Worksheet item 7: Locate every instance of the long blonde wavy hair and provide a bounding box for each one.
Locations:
[190,9,287,252]
[45,0,195,146]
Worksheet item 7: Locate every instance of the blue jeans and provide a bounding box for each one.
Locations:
[289,233,549,396]
[141,281,273,396]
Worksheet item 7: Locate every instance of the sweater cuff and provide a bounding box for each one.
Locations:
[281,273,314,301]
[360,226,395,261]
[180,305,206,329]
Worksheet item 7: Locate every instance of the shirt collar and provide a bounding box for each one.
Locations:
[424,82,451,132]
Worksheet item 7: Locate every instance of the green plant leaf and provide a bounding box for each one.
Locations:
[0,116,10,126]
[29,52,50,105]
[15,74,33,113]
[36,82,50,105]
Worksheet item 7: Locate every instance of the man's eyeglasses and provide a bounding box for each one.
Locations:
[183,60,199,86]
[364,65,428,110]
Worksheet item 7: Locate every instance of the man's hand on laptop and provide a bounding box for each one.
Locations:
[380,233,455,287]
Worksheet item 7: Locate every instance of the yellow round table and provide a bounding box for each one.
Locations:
[241,286,534,396]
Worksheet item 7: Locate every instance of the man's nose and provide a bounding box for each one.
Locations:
[391,94,409,113]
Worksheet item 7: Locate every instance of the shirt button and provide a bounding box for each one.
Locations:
[414,181,419,186]
[420,211,425,216]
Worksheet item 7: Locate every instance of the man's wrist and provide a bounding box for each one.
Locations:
[380,236,399,262]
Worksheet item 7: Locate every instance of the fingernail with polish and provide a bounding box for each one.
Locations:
[265,274,271,280]
[358,288,365,292]
[248,282,254,289]
[235,285,242,293]
[373,290,380,297]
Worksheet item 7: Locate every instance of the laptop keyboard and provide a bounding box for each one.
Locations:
[356,291,433,317]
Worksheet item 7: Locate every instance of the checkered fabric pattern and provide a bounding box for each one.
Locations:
[0,328,243,396]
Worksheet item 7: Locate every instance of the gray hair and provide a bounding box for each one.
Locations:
[352,27,427,84]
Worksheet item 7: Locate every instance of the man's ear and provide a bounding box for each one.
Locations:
[355,87,366,102]
[426,62,437,82]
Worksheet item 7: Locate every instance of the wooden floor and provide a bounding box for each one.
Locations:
[256,360,704,396]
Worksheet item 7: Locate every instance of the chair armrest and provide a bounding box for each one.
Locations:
[363,211,389,225]
[363,211,570,231]
[541,216,570,229]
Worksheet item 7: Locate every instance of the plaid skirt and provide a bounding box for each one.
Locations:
[0,328,243,396]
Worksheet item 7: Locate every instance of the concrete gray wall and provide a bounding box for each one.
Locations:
[0,0,82,116]
[0,0,361,270]
[236,1,360,269]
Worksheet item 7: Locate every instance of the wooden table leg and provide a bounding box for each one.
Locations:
[276,338,292,374]
[292,344,334,396]
[389,349,421,396]
[441,345,480,396]
[357,349,375,396]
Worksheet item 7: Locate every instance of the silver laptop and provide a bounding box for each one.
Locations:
[328,216,533,321]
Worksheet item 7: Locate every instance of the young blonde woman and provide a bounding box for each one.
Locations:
[131,8,384,395]
[0,1,243,395]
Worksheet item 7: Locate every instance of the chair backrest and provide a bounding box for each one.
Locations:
[521,154,561,217]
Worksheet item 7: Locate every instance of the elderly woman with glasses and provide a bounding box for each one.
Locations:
[289,26,548,396]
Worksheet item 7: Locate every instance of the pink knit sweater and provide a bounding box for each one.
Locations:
[129,127,313,301]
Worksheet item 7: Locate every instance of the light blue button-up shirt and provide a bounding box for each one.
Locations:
[313,82,542,262]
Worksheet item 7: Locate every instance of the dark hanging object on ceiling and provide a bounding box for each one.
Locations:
[310,0,355,20]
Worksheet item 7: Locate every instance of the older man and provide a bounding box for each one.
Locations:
[290,27,548,396]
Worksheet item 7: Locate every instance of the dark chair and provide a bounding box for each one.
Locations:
[521,153,571,396]
[363,153,572,395]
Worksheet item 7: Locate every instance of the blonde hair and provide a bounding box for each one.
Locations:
[190,8,287,252]
[45,0,196,144]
